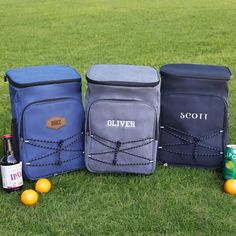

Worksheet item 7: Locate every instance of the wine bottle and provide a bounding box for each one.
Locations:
[1,134,23,192]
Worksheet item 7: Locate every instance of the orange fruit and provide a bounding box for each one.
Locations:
[224,179,236,195]
[35,178,52,193]
[21,189,39,206]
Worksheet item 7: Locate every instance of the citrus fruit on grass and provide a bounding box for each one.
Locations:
[35,178,52,193]
[21,189,39,206]
[224,179,236,195]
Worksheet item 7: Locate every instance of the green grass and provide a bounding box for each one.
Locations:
[0,0,236,235]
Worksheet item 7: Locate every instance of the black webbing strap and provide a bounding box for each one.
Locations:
[24,131,84,167]
[88,133,154,166]
[159,125,224,158]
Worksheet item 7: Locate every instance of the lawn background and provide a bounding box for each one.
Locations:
[0,0,236,235]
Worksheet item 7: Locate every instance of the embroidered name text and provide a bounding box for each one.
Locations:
[180,112,208,120]
[107,120,136,128]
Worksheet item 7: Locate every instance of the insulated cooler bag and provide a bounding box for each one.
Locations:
[158,64,232,168]
[5,65,85,180]
[85,64,160,174]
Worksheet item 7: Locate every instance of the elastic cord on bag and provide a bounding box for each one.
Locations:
[88,133,154,166]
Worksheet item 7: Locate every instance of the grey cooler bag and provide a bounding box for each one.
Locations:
[158,64,232,168]
[85,64,160,174]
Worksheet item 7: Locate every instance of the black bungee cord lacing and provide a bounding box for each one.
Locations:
[88,133,155,166]
[113,141,121,165]
[56,140,64,165]
[158,125,224,159]
[24,131,84,167]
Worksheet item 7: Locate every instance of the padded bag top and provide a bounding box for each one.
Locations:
[160,64,232,80]
[6,65,81,88]
[86,64,159,86]
[160,64,232,99]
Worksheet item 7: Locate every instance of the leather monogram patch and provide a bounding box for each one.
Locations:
[46,116,66,130]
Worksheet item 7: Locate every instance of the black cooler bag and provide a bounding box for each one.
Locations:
[158,64,232,168]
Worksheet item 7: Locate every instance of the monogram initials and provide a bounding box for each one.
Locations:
[46,116,66,129]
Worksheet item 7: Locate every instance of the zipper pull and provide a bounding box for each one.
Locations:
[15,94,20,103]
[20,137,24,148]
[4,75,8,82]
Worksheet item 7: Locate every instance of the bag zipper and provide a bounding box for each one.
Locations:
[86,76,159,87]
[5,75,81,88]
[160,72,231,81]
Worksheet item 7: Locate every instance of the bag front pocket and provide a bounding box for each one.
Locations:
[85,99,157,174]
[20,97,85,180]
[159,93,226,168]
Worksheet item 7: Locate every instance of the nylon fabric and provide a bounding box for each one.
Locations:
[7,65,85,180]
[158,64,232,168]
[85,64,160,174]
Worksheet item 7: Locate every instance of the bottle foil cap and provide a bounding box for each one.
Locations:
[2,134,13,139]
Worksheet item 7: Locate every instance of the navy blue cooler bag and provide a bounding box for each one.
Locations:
[5,65,85,180]
[158,64,232,168]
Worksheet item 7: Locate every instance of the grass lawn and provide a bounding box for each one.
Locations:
[0,0,236,235]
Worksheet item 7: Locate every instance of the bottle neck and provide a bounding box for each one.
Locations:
[4,139,14,156]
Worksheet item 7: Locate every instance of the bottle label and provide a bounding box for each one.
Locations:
[1,162,23,189]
